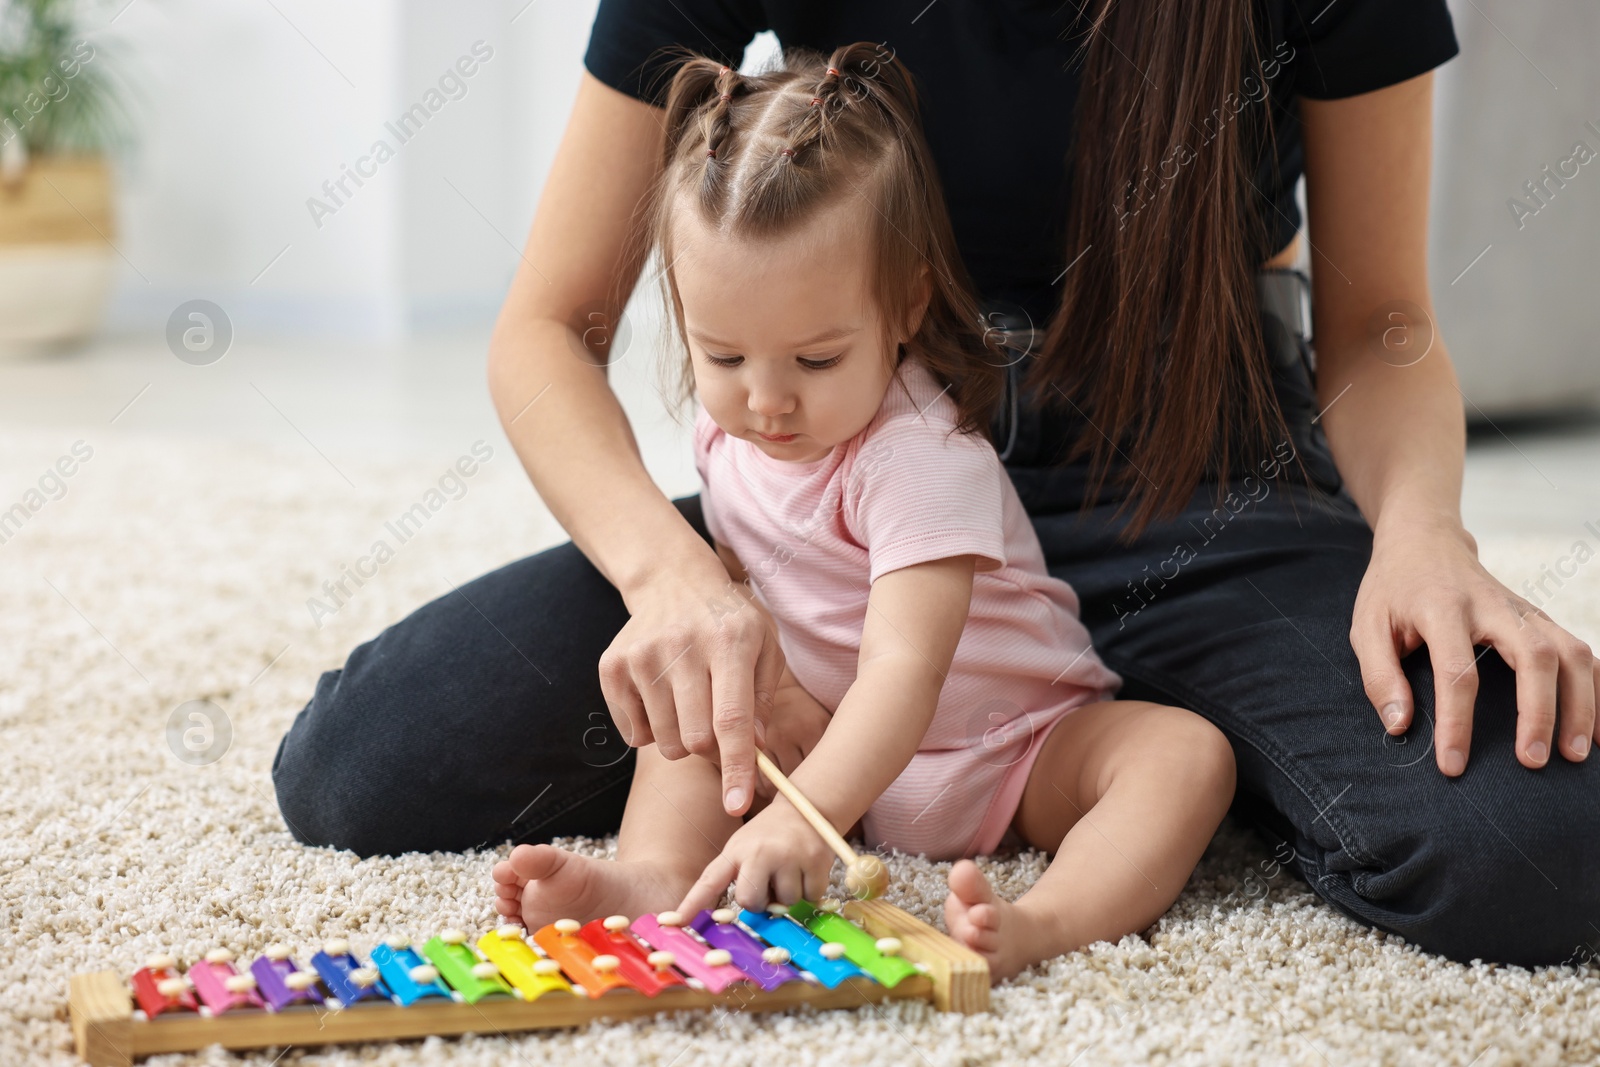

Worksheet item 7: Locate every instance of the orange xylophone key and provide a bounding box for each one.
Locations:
[532,919,632,997]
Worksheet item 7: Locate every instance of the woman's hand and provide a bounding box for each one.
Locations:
[599,564,786,816]
[1351,515,1598,776]
[674,798,837,915]
[753,666,834,800]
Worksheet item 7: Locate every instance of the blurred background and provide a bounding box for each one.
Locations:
[4,7,1597,1060]
[0,0,697,484]
[0,0,1595,535]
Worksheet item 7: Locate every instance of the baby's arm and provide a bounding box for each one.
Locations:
[713,535,976,811]
[676,551,977,912]
[781,553,977,832]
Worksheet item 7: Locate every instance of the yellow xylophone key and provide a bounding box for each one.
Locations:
[476,925,574,1002]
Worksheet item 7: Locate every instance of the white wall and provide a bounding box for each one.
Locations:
[129,0,1600,417]
[1430,0,1600,413]
[96,0,606,341]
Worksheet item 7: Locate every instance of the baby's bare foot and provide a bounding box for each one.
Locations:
[490,844,691,931]
[944,858,1071,983]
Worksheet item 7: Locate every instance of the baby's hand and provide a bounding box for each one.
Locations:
[675,800,836,916]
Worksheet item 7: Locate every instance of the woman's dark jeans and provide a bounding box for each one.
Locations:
[273,273,1600,969]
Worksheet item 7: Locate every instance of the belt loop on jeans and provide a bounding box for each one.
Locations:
[1254,264,1344,492]
[1255,266,1313,367]
[978,308,1039,463]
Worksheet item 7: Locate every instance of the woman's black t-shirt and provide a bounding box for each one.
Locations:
[582,0,1458,328]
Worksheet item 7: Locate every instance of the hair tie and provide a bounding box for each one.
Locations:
[809,96,823,107]
[718,66,730,76]
[781,147,795,157]
[826,67,840,77]
[706,148,717,158]
[719,92,731,101]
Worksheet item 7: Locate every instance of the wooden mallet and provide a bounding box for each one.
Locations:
[753,750,891,900]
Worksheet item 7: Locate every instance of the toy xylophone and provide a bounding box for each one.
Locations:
[69,898,989,1065]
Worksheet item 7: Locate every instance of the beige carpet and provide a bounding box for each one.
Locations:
[4,425,1598,1067]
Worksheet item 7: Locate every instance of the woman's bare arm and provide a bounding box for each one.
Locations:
[1303,70,1597,775]
[487,72,785,811]
[488,72,698,598]
[1301,71,1463,552]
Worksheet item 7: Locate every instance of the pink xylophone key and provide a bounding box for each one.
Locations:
[187,948,266,1014]
[630,911,748,994]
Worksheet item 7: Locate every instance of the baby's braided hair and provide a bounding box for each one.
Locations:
[661,42,916,183]
[644,42,1007,449]
[701,64,739,162]
[778,49,915,169]
[774,64,845,163]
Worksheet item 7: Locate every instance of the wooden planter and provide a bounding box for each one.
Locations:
[0,155,118,349]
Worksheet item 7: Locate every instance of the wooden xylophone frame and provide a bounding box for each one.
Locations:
[69,900,990,1066]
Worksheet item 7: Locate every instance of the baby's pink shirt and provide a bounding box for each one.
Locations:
[693,355,1122,858]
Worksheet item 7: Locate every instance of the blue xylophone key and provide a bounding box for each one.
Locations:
[310,939,391,1006]
[370,937,453,1006]
[738,906,867,988]
[690,909,802,991]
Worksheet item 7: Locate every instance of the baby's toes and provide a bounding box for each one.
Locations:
[507,842,564,882]
[955,918,1001,953]
[946,897,1000,952]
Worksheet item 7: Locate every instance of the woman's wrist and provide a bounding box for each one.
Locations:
[617,536,732,614]
[1370,496,1474,554]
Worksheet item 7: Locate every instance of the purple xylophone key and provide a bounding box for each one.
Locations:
[689,909,803,991]
[250,944,324,1010]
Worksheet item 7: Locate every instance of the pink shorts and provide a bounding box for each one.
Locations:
[859,694,1099,861]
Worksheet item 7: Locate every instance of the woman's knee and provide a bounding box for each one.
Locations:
[270,669,411,856]
[272,502,707,856]
[1324,761,1600,968]
[274,563,652,854]
[1383,821,1595,967]
[1392,653,1599,964]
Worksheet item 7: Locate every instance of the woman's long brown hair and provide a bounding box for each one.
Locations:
[631,41,1006,444]
[1027,0,1299,539]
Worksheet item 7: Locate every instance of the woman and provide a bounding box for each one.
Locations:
[273,0,1600,969]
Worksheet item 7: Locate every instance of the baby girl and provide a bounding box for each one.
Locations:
[493,42,1235,982]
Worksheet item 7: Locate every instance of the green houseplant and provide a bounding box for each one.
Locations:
[0,0,129,349]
